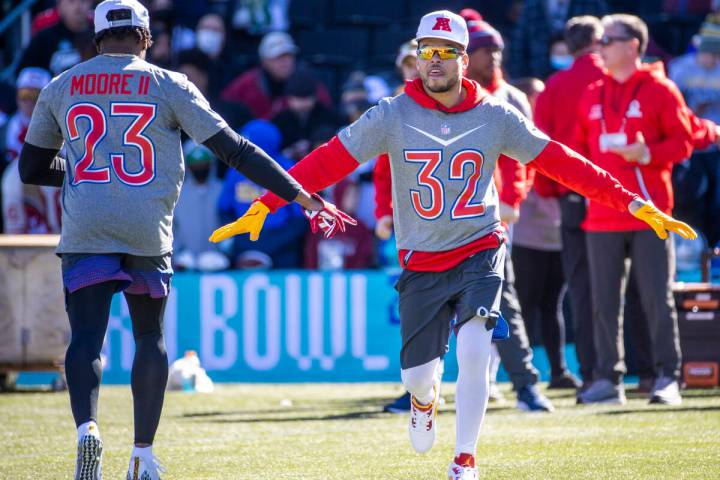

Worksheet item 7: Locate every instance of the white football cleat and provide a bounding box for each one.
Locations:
[74,434,103,480]
[127,451,165,480]
[408,378,440,453]
[448,454,478,480]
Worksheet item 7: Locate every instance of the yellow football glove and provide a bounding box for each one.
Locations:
[209,201,270,242]
[631,203,697,240]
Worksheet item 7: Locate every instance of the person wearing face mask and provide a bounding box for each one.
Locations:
[194,13,245,100]
[509,0,608,79]
[217,120,308,268]
[173,144,228,272]
[221,31,332,119]
[176,48,252,134]
[534,15,606,393]
[549,36,574,72]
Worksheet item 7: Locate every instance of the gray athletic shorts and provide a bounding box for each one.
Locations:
[395,244,506,369]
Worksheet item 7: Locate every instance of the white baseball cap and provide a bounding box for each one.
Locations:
[258,32,299,60]
[94,0,150,34]
[416,10,469,49]
[16,67,51,90]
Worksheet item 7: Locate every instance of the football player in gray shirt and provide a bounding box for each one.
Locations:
[18,1,353,479]
[212,9,696,480]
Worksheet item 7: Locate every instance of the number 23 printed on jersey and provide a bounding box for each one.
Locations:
[65,101,157,187]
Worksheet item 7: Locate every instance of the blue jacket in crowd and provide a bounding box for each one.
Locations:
[217,120,307,268]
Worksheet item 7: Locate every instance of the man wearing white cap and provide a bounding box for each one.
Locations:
[221,31,332,119]
[211,9,696,480]
[18,1,352,479]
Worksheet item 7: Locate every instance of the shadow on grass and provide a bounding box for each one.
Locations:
[194,410,393,423]
[596,405,720,415]
[178,396,410,418]
[180,402,520,423]
[0,387,58,395]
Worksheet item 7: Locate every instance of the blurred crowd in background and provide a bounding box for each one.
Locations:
[0,0,717,277]
[1,0,719,395]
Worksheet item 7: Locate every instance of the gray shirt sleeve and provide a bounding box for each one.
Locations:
[501,102,550,164]
[162,73,228,144]
[24,84,64,150]
[337,98,390,163]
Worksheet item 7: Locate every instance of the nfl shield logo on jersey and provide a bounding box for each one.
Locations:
[440,123,451,135]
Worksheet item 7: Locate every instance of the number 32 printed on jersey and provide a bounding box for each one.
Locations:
[405,149,486,220]
[66,102,156,186]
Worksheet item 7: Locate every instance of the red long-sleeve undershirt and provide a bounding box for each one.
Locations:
[259,136,638,271]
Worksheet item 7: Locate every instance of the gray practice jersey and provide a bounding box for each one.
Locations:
[25,54,227,255]
[338,93,549,252]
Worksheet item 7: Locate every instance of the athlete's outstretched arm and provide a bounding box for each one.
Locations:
[209,98,389,242]
[203,127,307,205]
[19,142,66,187]
[207,133,358,242]
[257,136,360,211]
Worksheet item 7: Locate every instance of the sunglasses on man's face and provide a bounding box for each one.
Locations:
[417,46,462,60]
[599,34,634,46]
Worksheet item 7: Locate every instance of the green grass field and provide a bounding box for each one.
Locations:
[2,383,719,479]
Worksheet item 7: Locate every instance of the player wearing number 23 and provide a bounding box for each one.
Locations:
[16,1,343,479]
[211,10,696,480]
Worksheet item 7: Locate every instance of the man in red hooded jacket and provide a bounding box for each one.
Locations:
[375,15,556,414]
[575,14,693,406]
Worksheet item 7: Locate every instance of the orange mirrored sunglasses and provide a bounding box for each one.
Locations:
[416,46,462,60]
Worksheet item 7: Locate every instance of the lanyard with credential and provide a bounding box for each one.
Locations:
[598,80,643,135]
[599,80,653,202]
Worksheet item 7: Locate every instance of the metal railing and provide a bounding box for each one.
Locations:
[0,0,40,82]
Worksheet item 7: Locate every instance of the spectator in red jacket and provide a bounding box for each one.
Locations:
[220,31,332,119]
[534,15,605,391]
[575,14,693,406]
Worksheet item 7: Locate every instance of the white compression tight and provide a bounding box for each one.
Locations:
[400,316,493,456]
[401,357,441,405]
[455,317,493,455]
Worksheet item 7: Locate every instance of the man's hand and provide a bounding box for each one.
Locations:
[629,199,697,240]
[303,193,357,238]
[609,132,650,164]
[375,215,393,240]
[209,201,269,242]
[499,201,520,224]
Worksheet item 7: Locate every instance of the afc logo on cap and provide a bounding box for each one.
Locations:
[432,17,452,32]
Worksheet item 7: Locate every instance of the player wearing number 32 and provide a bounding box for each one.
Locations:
[17,1,350,479]
[214,9,697,480]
